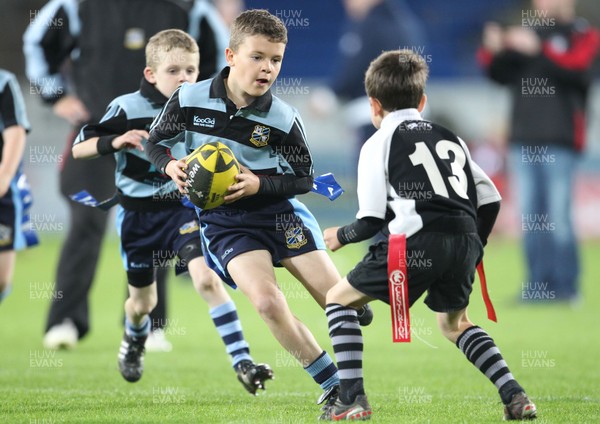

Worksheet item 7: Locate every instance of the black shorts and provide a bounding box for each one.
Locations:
[347,226,483,313]
[198,198,325,288]
[116,205,202,287]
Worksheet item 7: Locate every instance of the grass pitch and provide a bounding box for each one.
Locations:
[1,236,599,423]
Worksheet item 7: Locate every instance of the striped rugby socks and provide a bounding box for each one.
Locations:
[125,315,150,339]
[326,303,364,404]
[304,350,339,391]
[209,301,252,367]
[457,326,524,404]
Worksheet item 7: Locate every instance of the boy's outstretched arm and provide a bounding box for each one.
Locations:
[72,130,147,159]
[324,216,384,252]
[72,101,146,159]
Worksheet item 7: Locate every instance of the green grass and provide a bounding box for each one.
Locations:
[1,236,599,423]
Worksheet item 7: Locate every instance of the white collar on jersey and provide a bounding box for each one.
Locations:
[381,108,423,129]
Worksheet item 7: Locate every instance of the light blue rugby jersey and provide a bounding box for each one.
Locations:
[75,79,187,199]
[150,67,313,180]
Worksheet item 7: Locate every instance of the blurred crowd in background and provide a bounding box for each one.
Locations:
[5,0,600,78]
[1,0,599,238]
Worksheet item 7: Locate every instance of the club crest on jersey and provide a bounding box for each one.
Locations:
[285,226,308,249]
[249,125,270,147]
[179,220,200,235]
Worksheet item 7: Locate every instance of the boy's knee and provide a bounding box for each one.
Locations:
[131,295,157,316]
[438,320,457,341]
[193,272,219,294]
[253,293,286,322]
[437,311,472,343]
[324,278,356,307]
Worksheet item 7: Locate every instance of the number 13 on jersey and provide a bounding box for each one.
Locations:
[408,140,469,199]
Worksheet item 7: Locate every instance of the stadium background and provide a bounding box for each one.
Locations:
[1,0,600,237]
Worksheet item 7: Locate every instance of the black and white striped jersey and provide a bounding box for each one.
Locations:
[356,109,501,238]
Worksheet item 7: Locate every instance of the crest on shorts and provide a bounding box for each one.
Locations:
[285,226,308,249]
[249,125,270,147]
[0,224,12,247]
[179,220,200,235]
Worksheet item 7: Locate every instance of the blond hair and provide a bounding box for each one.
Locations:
[229,9,287,51]
[364,49,429,111]
[145,29,199,69]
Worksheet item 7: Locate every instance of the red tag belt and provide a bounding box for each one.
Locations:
[388,234,410,342]
[387,235,497,344]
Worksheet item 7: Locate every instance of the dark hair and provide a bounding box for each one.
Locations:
[364,49,429,111]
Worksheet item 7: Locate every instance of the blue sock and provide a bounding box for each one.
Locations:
[125,316,150,339]
[210,301,252,367]
[0,285,12,304]
[305,351,340,391]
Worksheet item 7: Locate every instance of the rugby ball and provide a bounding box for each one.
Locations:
[184,141,240,209]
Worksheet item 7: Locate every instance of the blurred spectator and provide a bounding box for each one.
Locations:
[406,0,523,77]
[479,0,600,303]
[212,0,245,27]
[23,0,230,349]
[310,0,426,166]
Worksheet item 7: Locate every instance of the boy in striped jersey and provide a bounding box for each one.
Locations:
[147,10,375,413]
[73,29,272,392]
[322,50,536,421]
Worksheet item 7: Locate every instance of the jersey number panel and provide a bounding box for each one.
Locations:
[408,140,469,200]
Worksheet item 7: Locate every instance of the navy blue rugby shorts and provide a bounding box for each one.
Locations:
[198,198,325,288]
[116,205,201,286]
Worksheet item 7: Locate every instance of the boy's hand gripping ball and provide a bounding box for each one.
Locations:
[185,141,240,209]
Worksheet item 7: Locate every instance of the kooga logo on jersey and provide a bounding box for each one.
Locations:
[193,116,215,128]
